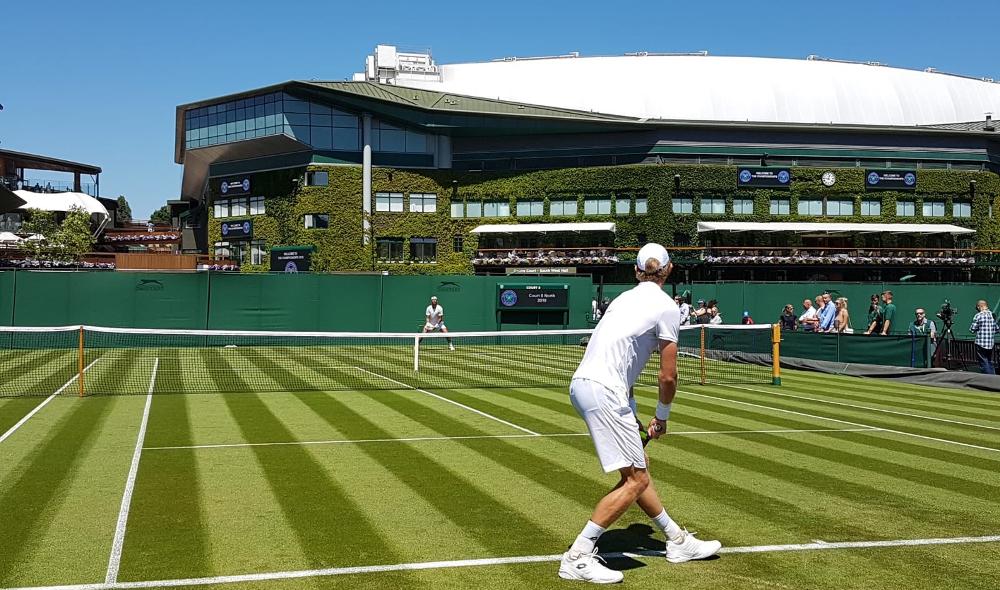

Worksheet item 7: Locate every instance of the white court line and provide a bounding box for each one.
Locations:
[0,358,100,444]
[105,358,158,584]
[143,427,876,451]
[669,388,1000,454]
[355,367,540,436]
[6,534,999,590]
[716,382,1000,432]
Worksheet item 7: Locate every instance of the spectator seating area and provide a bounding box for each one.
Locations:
[473,248,619,266]
[701,248,976,266]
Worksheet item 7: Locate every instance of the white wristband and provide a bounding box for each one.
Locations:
[655,402,672,422]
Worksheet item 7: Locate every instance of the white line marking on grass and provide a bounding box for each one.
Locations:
[105,358,157,585]
[7,534,1000,590]
[355,367,540,436]
[142,427,876,451]
[717,382,1000,432]
[0,358,100,444]
[670,388,1000,454]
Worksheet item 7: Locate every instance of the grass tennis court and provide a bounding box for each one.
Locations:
[1,344,999,590]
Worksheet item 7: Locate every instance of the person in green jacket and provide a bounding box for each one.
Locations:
[879,290,897,336]
[863,294,883,335]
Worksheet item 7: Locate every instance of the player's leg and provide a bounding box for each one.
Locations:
[440,324,455,350]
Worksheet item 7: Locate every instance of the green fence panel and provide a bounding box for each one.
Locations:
[0,272,14,327]
[13,271,209,328]
[837,334,929,368]
[206,273,381,331]
[777,331,840,363]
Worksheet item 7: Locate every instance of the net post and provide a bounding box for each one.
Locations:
[699,326,706,386]
[413,335,420,372]
[78,326,85,397]
[771,323,782,386]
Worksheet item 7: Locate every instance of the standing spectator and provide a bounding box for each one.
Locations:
[741,311,754,325]
[780,304,798,331]
[676,295,692,326]
[811,296,826,333]
[834,297,852,333]
[969,300,999,375]
[819,293,837,333]
[591,297,599,321]
[863,294,883,335]
[798,299,817,332]
[880,291,897,336]
[598,298,611,318]
[909,308,937,359]
[693,300,710,324]
[708,303,723,325]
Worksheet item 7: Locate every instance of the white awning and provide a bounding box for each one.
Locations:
[697,222,975,235]
[0,232,21,243]
[470,222,615,234]
[14,190,110,220]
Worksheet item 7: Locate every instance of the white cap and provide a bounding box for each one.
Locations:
[431,295,438,300]
[636,243,670,271]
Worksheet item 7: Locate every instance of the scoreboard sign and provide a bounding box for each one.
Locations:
[865,169,917,191]
[497,284,569,309]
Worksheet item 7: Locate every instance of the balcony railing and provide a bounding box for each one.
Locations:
[669,246,982,266]
[1,177,98,197]
[473,247,619,266]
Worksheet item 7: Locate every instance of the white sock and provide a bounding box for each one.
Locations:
[652,509,684,542]
[569,520,606,554]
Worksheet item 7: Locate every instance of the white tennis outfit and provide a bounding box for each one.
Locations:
[425,304,446,330]
[571,282,680,472]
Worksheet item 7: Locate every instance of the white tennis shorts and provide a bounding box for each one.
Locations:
[570,378,645,473]
[424,323,446,331]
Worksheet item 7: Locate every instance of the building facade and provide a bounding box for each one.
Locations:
[175,47,1000,281]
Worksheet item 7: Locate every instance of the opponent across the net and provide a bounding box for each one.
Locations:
[0,323,780,396]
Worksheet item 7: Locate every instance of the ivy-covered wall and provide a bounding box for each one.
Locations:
[208,163,1000,273]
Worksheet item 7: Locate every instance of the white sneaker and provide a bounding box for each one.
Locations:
[558,548,623,584]
[665,530,721,563]
[449,343,455,351]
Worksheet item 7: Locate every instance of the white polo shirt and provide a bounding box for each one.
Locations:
[426,304,444,326]
[572,282,680,399]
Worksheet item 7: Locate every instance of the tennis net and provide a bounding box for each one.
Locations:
[0,324,778,396]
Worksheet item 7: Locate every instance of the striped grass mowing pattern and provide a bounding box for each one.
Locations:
[1,351,999,589]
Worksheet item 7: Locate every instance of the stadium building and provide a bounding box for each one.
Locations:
[174,46,1000,281]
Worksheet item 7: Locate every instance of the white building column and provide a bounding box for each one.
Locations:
[362,112,372,244]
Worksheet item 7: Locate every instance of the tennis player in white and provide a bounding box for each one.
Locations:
[559,243,721,584]
[423,296,455,350]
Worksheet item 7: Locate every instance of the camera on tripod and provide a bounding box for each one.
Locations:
[936,300,957,326]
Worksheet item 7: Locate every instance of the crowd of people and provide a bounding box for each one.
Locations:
[474,249,618,266]
[777,289,946,342]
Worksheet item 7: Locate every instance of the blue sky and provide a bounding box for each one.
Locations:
[2,0,997,217]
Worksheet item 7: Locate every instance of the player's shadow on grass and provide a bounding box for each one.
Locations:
[596,524,663,571]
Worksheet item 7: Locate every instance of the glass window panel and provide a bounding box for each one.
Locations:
[451,202,464,218]
[375,192,390,212]
[922,201,945,217]
[484,202,499,217]
[615,199,630,215]
[467,201,482,217]
[225,109,236,123]
[304,214,330,229]
[701,198,725,214]
[254,104,265,118]
[249,196,265,215]
[896,201,915,216]
[264,102,276,116]
[672,197,693,214]
[379,129,405,152]
[411,238,437,262]
[827,200,853,216]
[376,238,404,261]
[389,192,403,212]
[551,200,577,216]
[253,95,264,106]
[226,122,236,134]
[333,127,360,150]
[410,193,437,213]
[797,200,822,215]
[954,202,971,218]
[584,199,599,215]
[286,113,310,125]
[635,197,648,215]
[333,115,359,128]
[311,127,332,149]
[311,114,332,126]
[284,98,309,113]
[254,128,267,138]
[517,200,543,217]
[289,125,310,142]
[310,103,331,115]
[251,240,265,265]
[405,130,427,153]
[769,199,790,215]
[307,171,329,186]
[255,116,265,129]
[861,200,881,216]
[733,199,753,214]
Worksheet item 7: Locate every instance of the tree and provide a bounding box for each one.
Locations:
[19,206,94,261]
[19,209,59,259]
[116,195,132,224]
[150,205,171,225]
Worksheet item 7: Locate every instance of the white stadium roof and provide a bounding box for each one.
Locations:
[697,222,975,235]
[364,47,1000,127]
[471,222,615,234]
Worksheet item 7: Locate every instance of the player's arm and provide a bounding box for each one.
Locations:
[648,339,677,439]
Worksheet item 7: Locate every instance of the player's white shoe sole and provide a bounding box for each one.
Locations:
[558,549,623,584]
[665,531,722,563]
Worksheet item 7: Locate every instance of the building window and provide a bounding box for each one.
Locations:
[304,214,329,229]
[410,237,437,262]
[615,198,630,215]
[897,201,916,217]
[953,202,972,218]
[826,200,853,216]
[249,196,265,215]
[466,201,482,217]
[700,198,725,215]
[797,199,823,216]
[584,198,612,215]
[550,199,577,216]
[306,171,328,186]
[376,238,404,262]
[453,235,464,252]
[517,200,544,217]
[922,201,945,217]
[409,193,437,213]
[214,241,231,259]
[213,199,229,218]
[450,202,465,218]
[375,192,403,212]
[230,197,248,217]
[250,240,265,265]
[733,199,753,215]
[769,199,790,215]
[672,197,693,214]
[483,201,510,217]
[635,197,648,215]
[861,200,881,216]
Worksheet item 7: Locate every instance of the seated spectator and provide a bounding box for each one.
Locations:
[741,311,754,325]
[709,305,723,325]
[780,304,797,331]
